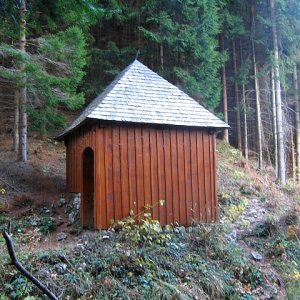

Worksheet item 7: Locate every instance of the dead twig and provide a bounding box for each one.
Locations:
[0,177,21,192]
[2,223,62,300]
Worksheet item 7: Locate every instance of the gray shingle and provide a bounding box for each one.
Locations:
[56,60,229,139]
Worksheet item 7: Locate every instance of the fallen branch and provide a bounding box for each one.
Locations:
[0,177,21,192]
[3,223,61,300]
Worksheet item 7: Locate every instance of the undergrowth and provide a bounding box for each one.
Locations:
[0,221,263,299]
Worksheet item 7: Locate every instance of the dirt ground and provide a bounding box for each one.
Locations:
[0,134,77,250]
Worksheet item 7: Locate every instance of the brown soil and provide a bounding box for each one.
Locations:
[0,134,76,250]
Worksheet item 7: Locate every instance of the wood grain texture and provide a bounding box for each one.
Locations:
[65,122,217,228]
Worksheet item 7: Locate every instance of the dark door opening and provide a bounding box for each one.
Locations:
[82,147,94,228]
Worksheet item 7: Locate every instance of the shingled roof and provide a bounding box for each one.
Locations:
[56,60,228,139]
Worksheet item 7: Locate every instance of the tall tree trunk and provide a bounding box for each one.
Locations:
[293,64,300,181]
[240,39,248,159]
[160,45,164,70]
[251,2,263,170]
[271,70,278,175]
[220,34,229,143]
[13,90,19,153]
[232,39,242,151]
[271,0,285,183]
[291,129,296,181]
[18,0,27,162]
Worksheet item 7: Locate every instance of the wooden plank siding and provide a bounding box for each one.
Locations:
[65,122,217,229]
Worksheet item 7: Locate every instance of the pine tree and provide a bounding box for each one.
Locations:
[0,0,101,160]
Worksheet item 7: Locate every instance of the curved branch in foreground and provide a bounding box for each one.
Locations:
[3,229,61,300]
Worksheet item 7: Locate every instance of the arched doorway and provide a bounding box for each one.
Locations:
[82,147,94,228]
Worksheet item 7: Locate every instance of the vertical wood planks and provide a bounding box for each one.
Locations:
[96,127,107,228]
[120,127,130,218]
[197,131,206,222]
[163,129,173,224]
[177,129,187,225]
[135,127,144,222]
[210,133,217,221]
[142,128,152,213]
[104,127,114,225]
[149,128,159,220]
[190,129,199,222]
[203,132,212,221]
[112,126,122,222]
[156,129,166,225]
[183,130,192,223]
[66,122,218,229]
[128,126,137,216]
[170,130,180,224]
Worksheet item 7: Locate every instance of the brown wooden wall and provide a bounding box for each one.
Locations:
[65,122,217,229]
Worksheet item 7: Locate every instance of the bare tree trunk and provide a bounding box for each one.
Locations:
[240,39,248,159]
[252,46,263,170]
[293,64,300,181]
[251,2,263,170]
[18,0,27,162]
[160,45,164,70]
[271,0,285,183]
[241,82,248,160]
[220,34,229,143]
[232,39,242,151]
[271,70,278,175]
[291,129,296,181]
[13,90,19,153]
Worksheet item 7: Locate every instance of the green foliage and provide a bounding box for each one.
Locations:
[38,215,56,234]
[116,204,170,246]
[86,0,225,111]
[4,276,33,299]
[0,0,103,38]
[0,26,87,134]
[0,220,269,299]
[223,197,248,222]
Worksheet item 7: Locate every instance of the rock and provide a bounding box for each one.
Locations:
[163,225,173,233]
[227,229,237,242]
[78,262,87,272]
[30,219,38,226]
[75,243,84,251]
[251,251,263,261]
[73,193,81,210]
[40,207,50,214]
[54,263,67,274]
[174,226,186,234]
[263,284,278,300]
[58,197,66,207]
[68,212,75,225]
[245,217,256,224]
[186,226,193,233]
[56,232,67,241]
[102,235,110,240]
[167,242,180,250]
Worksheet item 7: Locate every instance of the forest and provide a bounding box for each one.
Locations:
[1,1,300,299]
[1,0,300,184]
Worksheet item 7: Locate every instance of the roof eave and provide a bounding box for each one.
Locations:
[55,118,229,141]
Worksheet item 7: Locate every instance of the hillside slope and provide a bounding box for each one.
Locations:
[0,136,300,299]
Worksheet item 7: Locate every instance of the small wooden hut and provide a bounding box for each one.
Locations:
[56,60,229,229]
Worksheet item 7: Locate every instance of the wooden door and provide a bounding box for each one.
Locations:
[82,147,94,228]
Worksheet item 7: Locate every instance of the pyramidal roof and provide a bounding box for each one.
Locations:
[57,60,228,139]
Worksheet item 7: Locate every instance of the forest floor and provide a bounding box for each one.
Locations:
[0,134,300,299]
